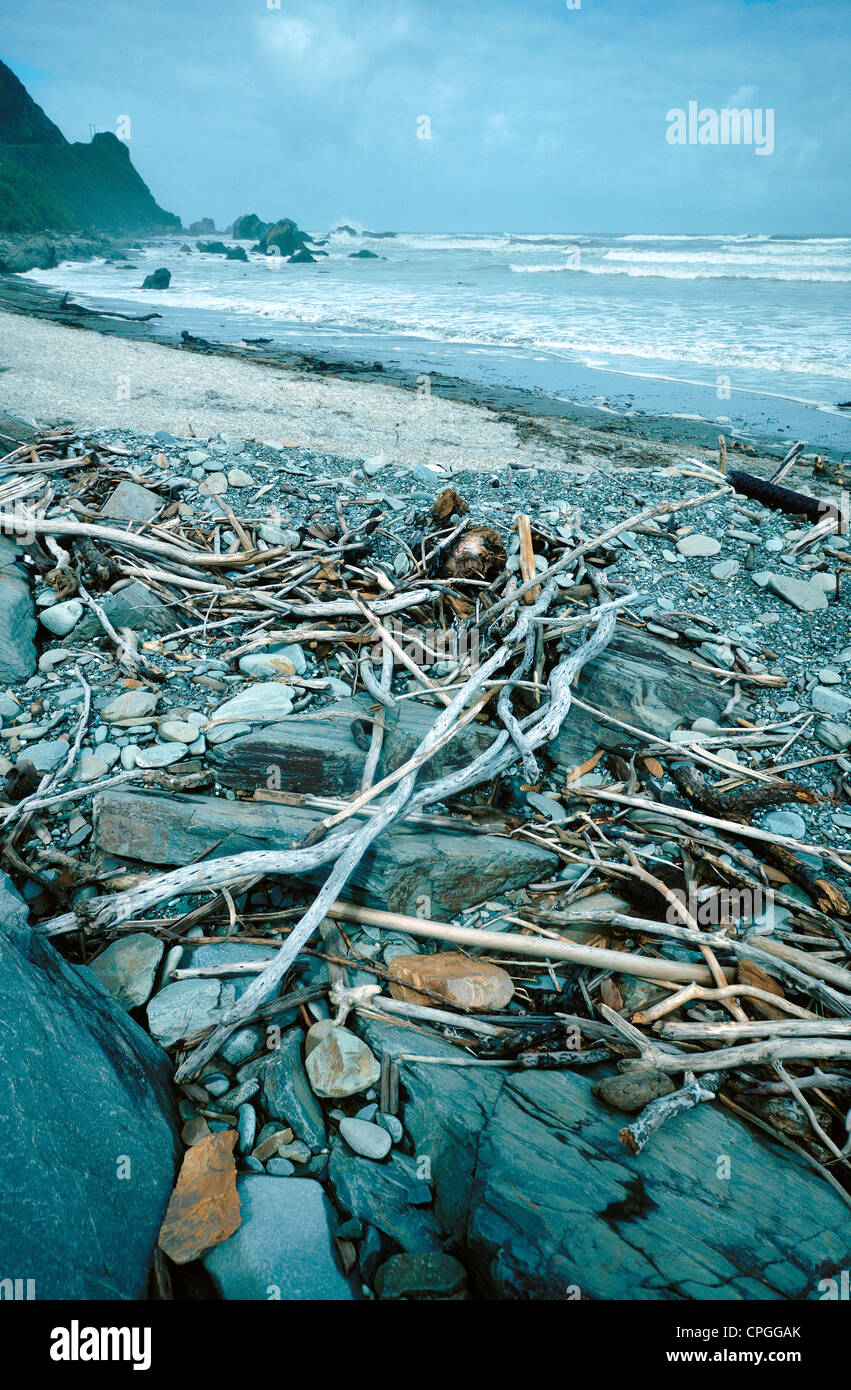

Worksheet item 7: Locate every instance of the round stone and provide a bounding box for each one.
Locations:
[339,1117,392,1160]
[763,810,806,840]
[39,599,84,636]
[676,534,721,558]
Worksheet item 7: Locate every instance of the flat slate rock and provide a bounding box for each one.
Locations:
[363,1020,851,1300]
[259,1027,327,1147]
[92,788,557,918]
[73,581,179,642]
[207,696,499,796]
[550,628,742,767]
[0,917,181,1299]
[100,479,162,522]
[203,1175,355,1300]
[327,1142,443,1254]
[0,557,36,684]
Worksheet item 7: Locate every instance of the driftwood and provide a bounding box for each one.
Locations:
[619,1072,723,1154]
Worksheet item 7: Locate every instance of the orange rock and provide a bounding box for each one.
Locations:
[388,952,514,1011]
[158,1130,241,1265]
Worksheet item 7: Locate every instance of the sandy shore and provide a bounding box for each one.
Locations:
[0,309,571,473]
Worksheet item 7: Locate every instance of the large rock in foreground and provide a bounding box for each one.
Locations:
[0,914,181,1299]
[0,538,36,683]
[364,1021,851,1300]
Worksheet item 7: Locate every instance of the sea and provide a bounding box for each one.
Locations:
[23,229,851,452]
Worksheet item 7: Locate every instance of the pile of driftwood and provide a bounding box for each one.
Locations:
[2,425,851,1199]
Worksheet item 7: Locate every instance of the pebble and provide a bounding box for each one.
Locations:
[237,1103,257,1154]
[158,718,201,743]
[203,1074,232,1097]
[374,1252,468,1301]
[238,644,307,679]
[339,1117,393,1160]
[133,742,188,768]
[763,810,807,840]
[227,469,253,487]
[85,932,164,1010]
[199,472,228,496]
[304,1022,381,1099]
[266,1157,296,1177]
[205,721,251,745]
[101,690,159,722]
[258,523,300,548]
[76,752,109,782]
[388,951,514,1011]
[710,559,739,581]
[676,533,721,558]
[818,668,842,685]
[375,1112,404,1143]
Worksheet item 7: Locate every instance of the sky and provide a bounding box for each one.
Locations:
[1,0,848,234]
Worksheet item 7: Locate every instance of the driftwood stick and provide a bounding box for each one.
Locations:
[172,579,597,1078]
[361,638,392,792]
[660,1019,851,1041]
[619,1071,723,1154]
[634,982,817,1025]
[624,1039,851,1075]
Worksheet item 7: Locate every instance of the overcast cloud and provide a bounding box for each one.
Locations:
[1,0,848,233]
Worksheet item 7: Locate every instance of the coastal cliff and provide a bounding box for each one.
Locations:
[0,58,178,235]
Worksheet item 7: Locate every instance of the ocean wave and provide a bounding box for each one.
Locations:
[508,262,581,273]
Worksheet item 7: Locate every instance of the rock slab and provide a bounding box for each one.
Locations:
[158,1130,241,1265]
[364,1020,851,1299]
[203,1175,354,1300]
[0,916,181,1298]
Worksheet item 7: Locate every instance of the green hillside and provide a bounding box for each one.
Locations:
[0,59,178,234]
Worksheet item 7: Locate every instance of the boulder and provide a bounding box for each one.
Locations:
[232,213,270,240]
[141,267,170,289]
[73,580,178,642]
[363,1020,851,1299]
[257,218,313,257]
[349,249,379,258]
[3,234,57,272]
[0,549,36,684]
[207,695,499,796]
[550,628,742,769]
[187,217,215,235]
[225,245,248,261]
[203,1175,354,1300]
[195,240,229,255]
[0,913,181,1298]
[288,248,316,263]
